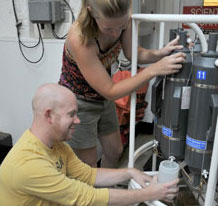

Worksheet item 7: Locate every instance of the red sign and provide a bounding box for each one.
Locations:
[183,6,218,31]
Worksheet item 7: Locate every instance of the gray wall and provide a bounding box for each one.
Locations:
[0,0,81,143]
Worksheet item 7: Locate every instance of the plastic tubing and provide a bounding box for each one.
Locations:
[133,140,158,162]
[186,23,207,52]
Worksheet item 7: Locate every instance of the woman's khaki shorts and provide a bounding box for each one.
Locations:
[67,98,119,149]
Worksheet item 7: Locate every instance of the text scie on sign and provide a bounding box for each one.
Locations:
[183,6,218,32]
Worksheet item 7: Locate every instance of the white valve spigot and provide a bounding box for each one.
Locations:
[169,156,176,162]
[187,38,192,44]
[202,169,209,179]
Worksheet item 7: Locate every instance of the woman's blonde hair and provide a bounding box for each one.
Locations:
[77,0,131,45]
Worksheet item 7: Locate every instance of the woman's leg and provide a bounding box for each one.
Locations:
[98,129,123,168]
[73,146,98,167]
[67,99,102,167]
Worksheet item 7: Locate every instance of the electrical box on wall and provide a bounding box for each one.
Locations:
[28,0,64,24]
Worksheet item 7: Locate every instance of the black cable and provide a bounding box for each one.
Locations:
[51,24,67,40]
[12,0,19,23]
[12,0,44,63]
[19,33,41,49]
[51,0,75,40]
[12,0,40,49]
[62,0,75,23]
[18,24,45,64]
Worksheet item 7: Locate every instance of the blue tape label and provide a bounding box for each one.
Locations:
[162,126,173,137]
[196,70,207,80]
[186,135,207,150]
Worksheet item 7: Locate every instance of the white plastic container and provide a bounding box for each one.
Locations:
[158,156,179,183]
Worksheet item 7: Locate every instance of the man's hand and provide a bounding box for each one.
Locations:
[128,168,153,188]
[146,176,179,202]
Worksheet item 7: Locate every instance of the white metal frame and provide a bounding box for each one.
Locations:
[128,14,218,206]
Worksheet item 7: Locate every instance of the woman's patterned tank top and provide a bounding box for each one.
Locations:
[59,39,122,102]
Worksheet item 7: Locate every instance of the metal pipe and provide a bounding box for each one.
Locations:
[132,14,218,23]
[204,115,218,206]
[159,22,165,49]
[151,22,165,171]
[152,152,157,171]
[128,19,139,168]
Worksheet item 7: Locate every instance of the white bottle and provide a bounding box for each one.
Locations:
[158,156,179,183]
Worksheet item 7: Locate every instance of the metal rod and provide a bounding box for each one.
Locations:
[204,115,218,206]
[132,14,218,23]
[128,19,139,168]
[158,22,165,49]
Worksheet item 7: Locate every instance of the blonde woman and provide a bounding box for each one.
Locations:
[59,0,186,168]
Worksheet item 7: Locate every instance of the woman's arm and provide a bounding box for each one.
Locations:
[137,36,184,64]
[66,23,185,101]
[121,20,184,64]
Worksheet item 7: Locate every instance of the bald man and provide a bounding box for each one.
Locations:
[0,83,179,206]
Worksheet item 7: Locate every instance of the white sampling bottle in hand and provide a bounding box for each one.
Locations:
[158,156,179,183]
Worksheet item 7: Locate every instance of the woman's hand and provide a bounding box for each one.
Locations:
[159,35,184,57]
[146,52,186,77]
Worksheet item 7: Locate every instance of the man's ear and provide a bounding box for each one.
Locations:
[45,109,52,124]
